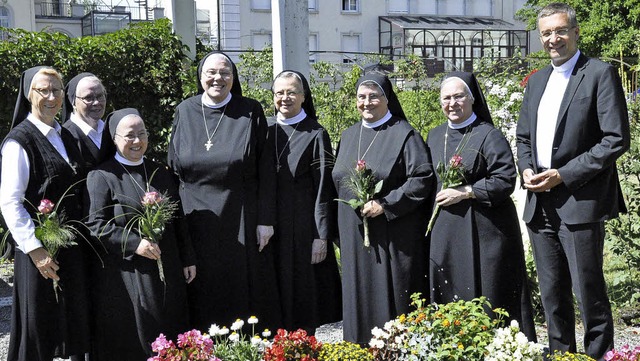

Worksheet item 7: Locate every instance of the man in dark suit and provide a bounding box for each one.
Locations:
[516,3,630,360]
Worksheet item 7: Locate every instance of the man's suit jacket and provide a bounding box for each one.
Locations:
[63,120,115,170]
[516,53,630,225]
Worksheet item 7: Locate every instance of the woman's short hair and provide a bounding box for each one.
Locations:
[28,67,64,103]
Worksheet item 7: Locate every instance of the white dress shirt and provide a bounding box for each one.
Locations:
[535,50,581,169]
[0,114,71,254]
[70,113,105,148]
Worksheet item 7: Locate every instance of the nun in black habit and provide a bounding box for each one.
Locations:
[168,51,282,332]
[331,72,433,345]
[426,71,536,340]
[62,72,114,169]
[85,108,196,360]
[268,70,342,333]
[0,66,90,361]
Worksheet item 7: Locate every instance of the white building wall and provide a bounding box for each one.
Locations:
[5,0,36,31]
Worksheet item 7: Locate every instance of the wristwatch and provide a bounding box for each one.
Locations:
[465,185,475,199]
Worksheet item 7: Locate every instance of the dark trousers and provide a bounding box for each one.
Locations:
[526,193,613,361]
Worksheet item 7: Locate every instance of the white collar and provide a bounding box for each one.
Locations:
[202,92,232,109]
[361,111,392,129]
[115,153,144,166]
[27,113,61,135]
[552,50,581,73]
[276,109,307,125]
[70,113,104,135]
[448,112,477,129]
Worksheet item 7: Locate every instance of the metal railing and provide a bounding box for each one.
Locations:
[37,2,152,20]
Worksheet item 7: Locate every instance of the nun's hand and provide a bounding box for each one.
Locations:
[257,225,274,252]
[29,247,60,281]
[435,186,469,207]
[183,265,196,284]
[311,239,327,264]
[361,200,384,218]
[135,238,161,260]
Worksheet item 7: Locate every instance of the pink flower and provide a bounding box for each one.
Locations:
[356,159,366,172]
[38,199,55,214]
[142,191,163,206]
[449,154,462,168]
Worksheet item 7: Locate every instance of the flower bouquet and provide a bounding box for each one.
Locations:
[335,160,383,247]
[1,182,91,301]
[484,320,544,361]
[263,328,322,361]
[148,329,220,361]
[426,131,472,234]
[124,190,178,284]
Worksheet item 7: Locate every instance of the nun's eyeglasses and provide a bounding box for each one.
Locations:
[357,94,382,103]
[115,131,148,142]
[440,94,467,105]
[274,91,300,99]
[202,69,233,79]
[76,93,106,104]
[33,88,63,98]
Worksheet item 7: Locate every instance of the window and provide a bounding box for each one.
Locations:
[309,34,318,63]
[341,34,360,63]
[251,0,270,11]
[342,0,358,12]
[0,7,10,40]
[252,33,272,50]
[389,0,409,13]
[309,0,317,11]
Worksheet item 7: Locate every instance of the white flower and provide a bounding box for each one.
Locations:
[369,338,385,349]
[251,335,262,346]
[231,318,244,331]
[248,316,259,324]
[262,329,271,338]
[208,324,221,336]
[371,326,387,339]
[510,92,524,102]
[229,332,240,342]
[219,327,229,335]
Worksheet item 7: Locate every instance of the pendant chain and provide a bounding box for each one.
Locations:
[202,102,227,151]
[357,122,380,161]
[119,161,149,197]
[275,121,301,173]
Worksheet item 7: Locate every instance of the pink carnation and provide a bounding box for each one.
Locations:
[38,199,55,214]
[356,159,366,172]
[449,154,462,168]
[142,191,163,206]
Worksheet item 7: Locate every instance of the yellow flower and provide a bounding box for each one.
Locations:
[442,319,451,327]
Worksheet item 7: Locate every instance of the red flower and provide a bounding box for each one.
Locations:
[520,69,538,88]
[38,199,55,214]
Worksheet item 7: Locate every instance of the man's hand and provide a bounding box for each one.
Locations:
[523,168,563,192]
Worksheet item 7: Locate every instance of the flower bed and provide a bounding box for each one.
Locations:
[149,295,638,361]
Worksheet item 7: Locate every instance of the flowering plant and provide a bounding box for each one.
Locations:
[148,329,220,361]
[548,350,596,361]
[263,328,322,361]
[123,189,179,284]
[484,320,544,361]
[605,345,640,361]
[426,131,471,233]
[209,316,270,361]
[335,159,383,247]
[369,293,506,361]
[318,341,372,361]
